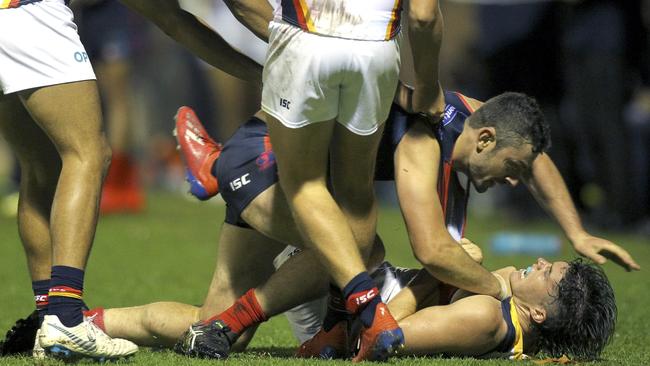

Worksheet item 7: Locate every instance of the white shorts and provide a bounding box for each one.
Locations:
[0,0,96,95]
[261,21,401,136]
[273,246,416,343]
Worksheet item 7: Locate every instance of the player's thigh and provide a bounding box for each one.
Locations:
[200,223,285,317]
[18,80,107,157]
[265,116,335,192]
[241,184,303,246]
[337,37,400,135]
[261,21,340,129]
[330,123,385,201]
[0,94,60,176]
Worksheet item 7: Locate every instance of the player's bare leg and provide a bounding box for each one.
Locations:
[19,81,110,271]
[0,94,57,357]
[16,81,137,360]
[0,94,55,288]
[266,117,367,287]
[100,223,283,348]
[329,123,385,261]
[265,116,403,361]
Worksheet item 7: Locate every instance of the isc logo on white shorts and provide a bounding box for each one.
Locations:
[229,173,251,191]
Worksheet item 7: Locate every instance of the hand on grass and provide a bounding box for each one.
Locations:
[572,235,640,271]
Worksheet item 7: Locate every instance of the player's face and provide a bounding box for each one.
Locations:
[509,258,569,306]
[468,144,533,193]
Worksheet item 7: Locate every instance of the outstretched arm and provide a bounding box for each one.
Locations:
[223,0,274,42]
[120,0,263,84]
[524,153,640,271]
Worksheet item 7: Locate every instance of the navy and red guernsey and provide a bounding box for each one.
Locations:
[375,91,475,240]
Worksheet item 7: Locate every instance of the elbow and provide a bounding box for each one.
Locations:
[412,240,455,269]
[413,246,440,269]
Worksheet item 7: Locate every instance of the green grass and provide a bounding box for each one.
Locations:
[1,192,649,365]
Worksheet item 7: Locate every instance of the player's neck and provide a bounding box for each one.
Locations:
[511,297,540,355]
[450,129,473,174]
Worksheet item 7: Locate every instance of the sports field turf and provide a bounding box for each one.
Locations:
[1,192,649,365]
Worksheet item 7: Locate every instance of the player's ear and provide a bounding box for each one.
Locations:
[530,306,547,324]
[476,127,496,153]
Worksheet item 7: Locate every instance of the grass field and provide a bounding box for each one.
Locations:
[1,191,649,365]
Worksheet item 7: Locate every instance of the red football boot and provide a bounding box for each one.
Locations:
[173,106,222,200]
[295,321,348,359]
[352,303,404,362]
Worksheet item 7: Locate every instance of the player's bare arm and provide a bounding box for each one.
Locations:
[523,154,640,271]
[394,119,504,298]
[399,295,507,357]
[223,0,273,42]
[407,0,445,121]
[388,280,508,358]
[120,0,263,84]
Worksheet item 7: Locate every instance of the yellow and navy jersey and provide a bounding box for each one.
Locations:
[375,91,474,241]
[1,0,41,9]
[274,0,403,41]
[480,297,526,360]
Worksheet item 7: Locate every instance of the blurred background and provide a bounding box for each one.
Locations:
[0,0,649,236]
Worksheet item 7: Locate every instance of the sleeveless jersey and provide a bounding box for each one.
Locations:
[375,91,475,241]
[480,297,526,360]
[274,0,402,41]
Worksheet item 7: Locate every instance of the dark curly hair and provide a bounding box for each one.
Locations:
[534,259,617,361]
[468,92,551,154]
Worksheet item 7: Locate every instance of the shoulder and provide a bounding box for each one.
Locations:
[453,295,509,340]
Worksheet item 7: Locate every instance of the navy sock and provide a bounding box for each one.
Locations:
[32,279,50,326]
[48,266,85,327]
[322,284,348,331]
[343,272,381,328]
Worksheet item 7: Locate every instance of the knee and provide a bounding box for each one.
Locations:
[66,135,112,175]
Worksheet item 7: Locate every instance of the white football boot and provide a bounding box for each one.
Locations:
[39,315,137,361]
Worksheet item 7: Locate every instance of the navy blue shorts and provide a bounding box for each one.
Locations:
[215,117,278,227]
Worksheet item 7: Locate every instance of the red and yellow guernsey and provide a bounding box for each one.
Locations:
[0,0,42,9]
[275,0,403,41]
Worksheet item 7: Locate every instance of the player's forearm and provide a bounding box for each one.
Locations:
[162,11,263,84]
[123,1,263,84]
[223,0,273,42]
[416,239,502,299]
[408,0,443,91]
[387,269,439,321]
[525,154,586,241]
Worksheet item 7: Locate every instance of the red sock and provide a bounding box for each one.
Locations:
[83,307,106,332]
[204,289,267,334]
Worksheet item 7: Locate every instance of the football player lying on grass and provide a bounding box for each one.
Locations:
[390,256,615,361]
[81,243,617,361]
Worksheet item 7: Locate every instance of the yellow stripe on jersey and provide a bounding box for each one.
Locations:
[0,0,13,9]
[509,298,525,360]
[49,291,83,300]
[297,0,316,33]
[384,0,401,40]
